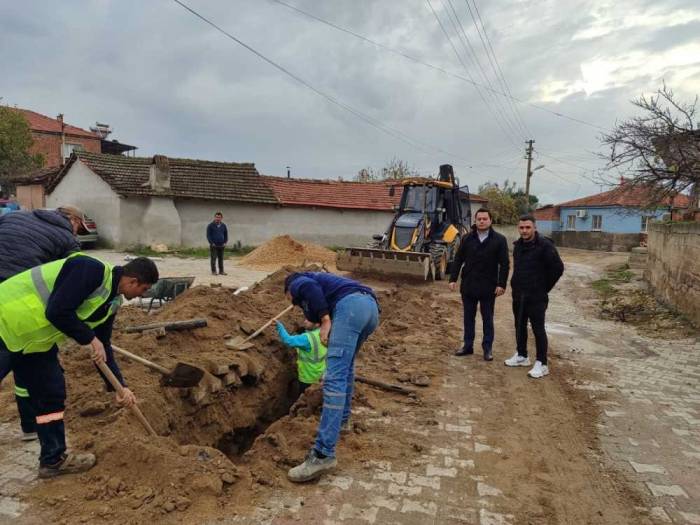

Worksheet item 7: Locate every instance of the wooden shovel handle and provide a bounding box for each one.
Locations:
[95,360,157,436]
[111,344,170,375]
[242,304,294,344]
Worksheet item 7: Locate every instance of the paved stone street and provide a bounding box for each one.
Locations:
[0,423,38,521]
[222,354,512,525]
[547,260,700,525]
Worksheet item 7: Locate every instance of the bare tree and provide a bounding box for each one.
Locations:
[354,158,420,182]
[600,84,700,216]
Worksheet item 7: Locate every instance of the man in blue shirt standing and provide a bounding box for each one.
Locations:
[283,271,379,482]
[206,212,228,276]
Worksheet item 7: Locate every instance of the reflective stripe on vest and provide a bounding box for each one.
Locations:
[295,329,327,384]
[0,253,118,354]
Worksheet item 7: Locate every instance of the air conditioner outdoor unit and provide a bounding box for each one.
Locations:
[576,209,588,218]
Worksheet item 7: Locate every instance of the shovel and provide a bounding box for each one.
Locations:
[112,344,205,388]
[226,304,294,350]
[95,360,157,436]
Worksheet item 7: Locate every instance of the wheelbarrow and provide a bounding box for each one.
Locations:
[140,276,195,312]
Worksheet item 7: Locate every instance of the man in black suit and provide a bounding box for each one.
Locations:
[449,208,509,361]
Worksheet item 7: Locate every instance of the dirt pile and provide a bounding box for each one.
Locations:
[600,288,694,337]
[240,235,336,269]
[2,266,454,524]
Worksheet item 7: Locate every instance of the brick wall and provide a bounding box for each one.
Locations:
[29,131,101,168]
[646,222,700,327]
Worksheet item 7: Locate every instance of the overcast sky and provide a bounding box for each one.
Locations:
[2,0,699,204]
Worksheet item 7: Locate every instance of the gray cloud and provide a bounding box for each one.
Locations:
[1,0,698,204]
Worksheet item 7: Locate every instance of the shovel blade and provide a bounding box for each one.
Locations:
[160,363,205,388]
[225,336,255,350]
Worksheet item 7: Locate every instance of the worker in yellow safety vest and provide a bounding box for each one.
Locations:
[275,319,328,393]
[0,253,159,479]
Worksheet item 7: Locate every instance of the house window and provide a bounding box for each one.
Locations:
[566,215,576,230]
[62,143,83,159]
[592,215,602,231]
[641,216,649,232]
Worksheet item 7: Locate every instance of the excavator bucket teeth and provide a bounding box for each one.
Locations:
[336,247,434,280]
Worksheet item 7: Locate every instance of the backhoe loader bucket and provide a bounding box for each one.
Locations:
[336,247,434,280]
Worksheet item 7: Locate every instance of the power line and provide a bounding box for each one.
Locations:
[426,0,522,151]
[268,0,607,132]
[440,0,524,144]
[465,0,530,137]
[171,0,476,166]
[534,149,601,185]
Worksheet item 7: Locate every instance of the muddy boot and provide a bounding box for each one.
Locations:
[340,419,351,434]
[38,452,96,479]
[287,449,337,483]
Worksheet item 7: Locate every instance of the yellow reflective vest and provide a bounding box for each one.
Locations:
[296,328,327,384]
[0,253,121,354]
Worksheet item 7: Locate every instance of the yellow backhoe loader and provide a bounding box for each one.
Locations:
[337,164,471,280]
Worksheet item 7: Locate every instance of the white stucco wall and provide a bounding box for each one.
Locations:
[118,197,149,246]
[140,197,181,246]
[46,160,122,246]
[176,200,393,247]
[47,164,489,249]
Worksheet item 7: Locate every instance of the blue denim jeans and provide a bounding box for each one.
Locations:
[314,292,379,457]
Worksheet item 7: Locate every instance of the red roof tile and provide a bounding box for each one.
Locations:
[534,205,560,221]
[557,182,690,209]
[265,177,487,211]
[265,177,400,211]
[13,108,99,139]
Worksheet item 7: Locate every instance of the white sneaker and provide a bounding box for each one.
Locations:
[528,361,549,379]
[504,353,530,367]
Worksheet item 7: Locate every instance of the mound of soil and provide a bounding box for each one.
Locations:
[1,265,453,524]
[240,235,336,269]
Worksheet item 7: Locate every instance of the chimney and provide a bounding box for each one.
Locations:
[286,166,291,179]
[57,114,66,165]
[148,155,171,193]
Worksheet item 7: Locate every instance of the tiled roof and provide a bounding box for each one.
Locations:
[266,176,487,211]
[557,182,690,209]
[533,205,560,221]
[13,108,99,139]
[47,152,279,205]
[265,177,401,211]
[9,166,62,184]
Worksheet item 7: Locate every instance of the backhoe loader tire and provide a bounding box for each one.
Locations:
[430,245,448,281]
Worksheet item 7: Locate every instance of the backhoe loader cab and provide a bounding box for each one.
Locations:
[337,164,470,280]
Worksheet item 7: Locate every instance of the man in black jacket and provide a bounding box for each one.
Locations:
[505,215,564,378]
[0,206,83,441]
[449,208,509,361]
[206,212,228,276]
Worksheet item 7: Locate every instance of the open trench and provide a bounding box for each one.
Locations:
[160,345,305,462]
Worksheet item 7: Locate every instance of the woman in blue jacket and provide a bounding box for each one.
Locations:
[284,271,379,482]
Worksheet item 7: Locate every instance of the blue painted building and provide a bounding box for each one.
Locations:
[534,182,689,251]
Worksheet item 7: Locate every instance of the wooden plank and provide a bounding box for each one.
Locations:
[124,318,207,334]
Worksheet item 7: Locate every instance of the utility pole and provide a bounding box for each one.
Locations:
[524,139,534,212]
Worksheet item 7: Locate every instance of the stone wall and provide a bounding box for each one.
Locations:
[551,231,641,252]
[645,222,700,327]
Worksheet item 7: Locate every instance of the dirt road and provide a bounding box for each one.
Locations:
[1,248,697,524]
